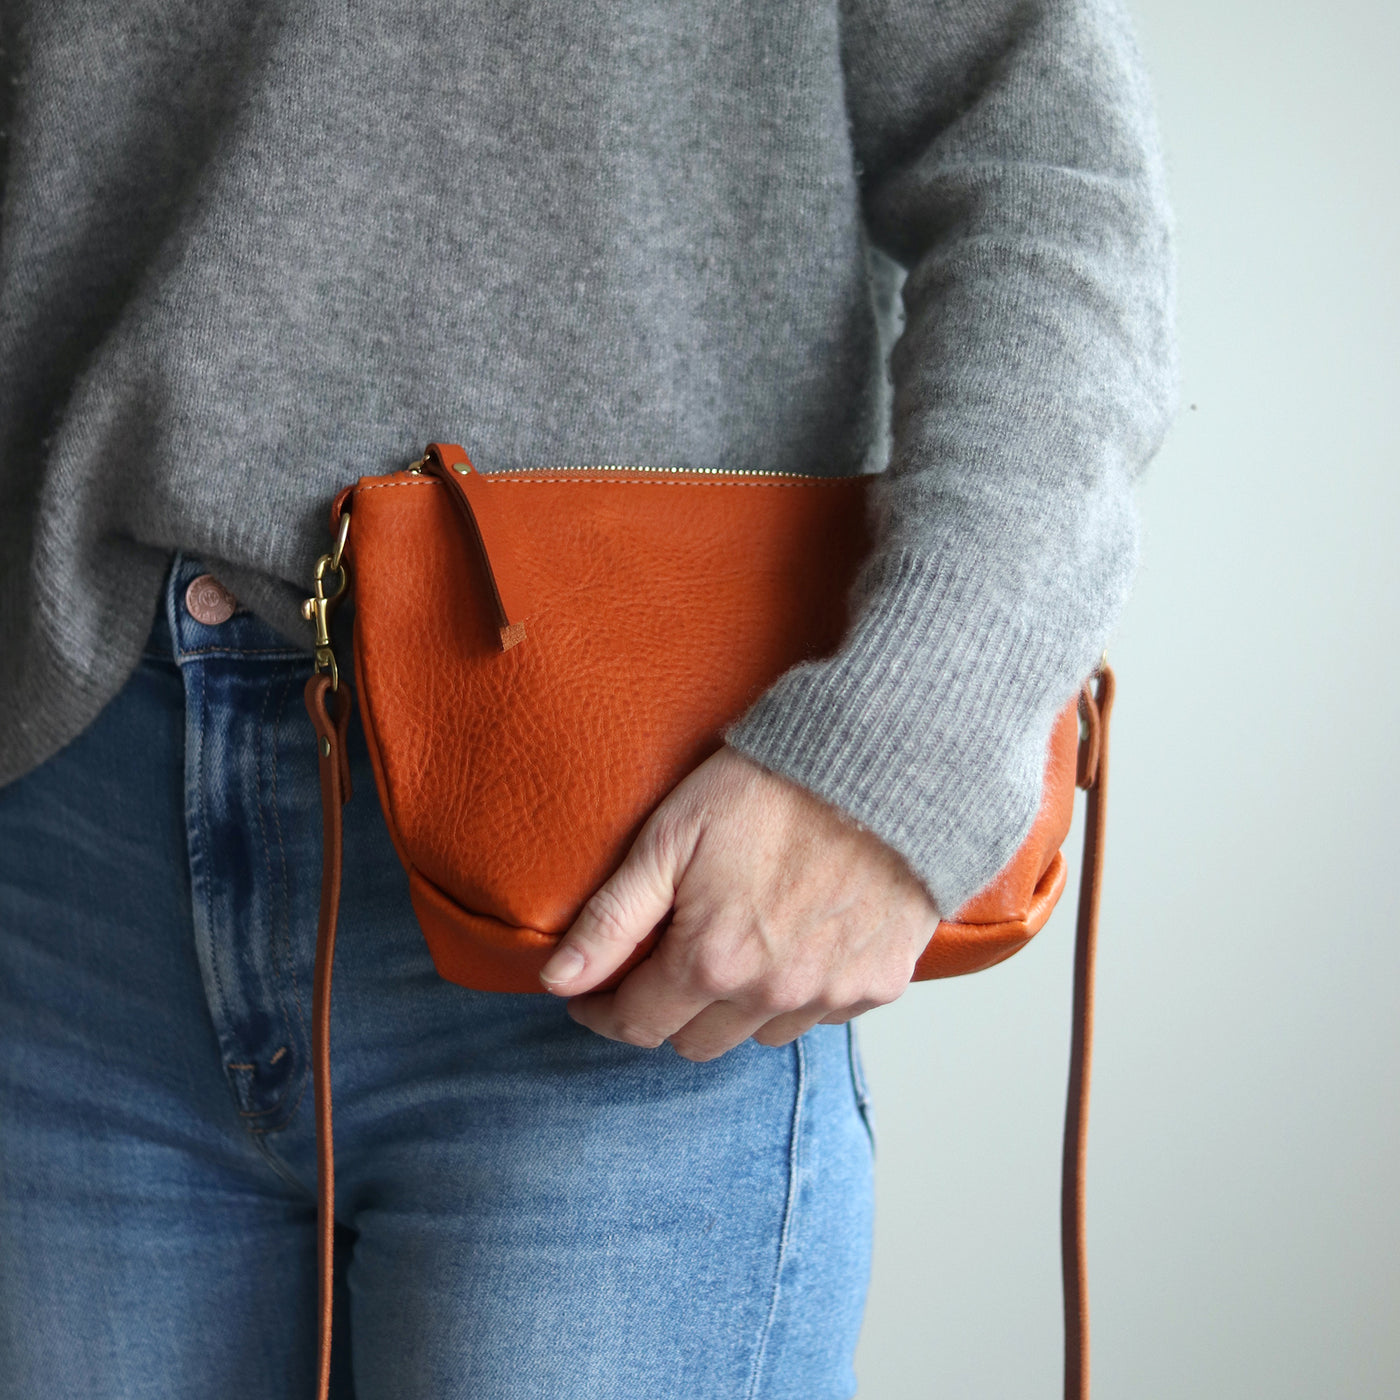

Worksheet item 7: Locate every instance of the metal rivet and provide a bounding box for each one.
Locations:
[185,574,238,625]
[320,736,331,757]
[452,462,471,474]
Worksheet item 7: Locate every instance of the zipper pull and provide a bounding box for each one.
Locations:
[419,443,531,650]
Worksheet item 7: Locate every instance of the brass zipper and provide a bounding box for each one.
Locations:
[407,456,809,479]
[526,464,810,477]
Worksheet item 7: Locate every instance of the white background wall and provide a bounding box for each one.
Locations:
[854,1,1400,1394]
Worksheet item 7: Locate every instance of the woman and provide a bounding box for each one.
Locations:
[0,1,1174,1394]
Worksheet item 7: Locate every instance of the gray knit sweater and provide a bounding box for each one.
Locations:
[0,0,1174,917]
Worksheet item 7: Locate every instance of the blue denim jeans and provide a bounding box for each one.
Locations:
[0,551,874,1399]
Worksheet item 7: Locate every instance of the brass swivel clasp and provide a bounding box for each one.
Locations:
[302,511,351,689]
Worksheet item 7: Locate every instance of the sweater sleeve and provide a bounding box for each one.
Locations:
[724,0,1176,916]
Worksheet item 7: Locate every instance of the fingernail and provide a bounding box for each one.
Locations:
[540,945,586,987]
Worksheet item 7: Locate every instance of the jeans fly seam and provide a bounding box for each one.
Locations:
[260,1073,310,1135]
[268,674,307,1033]
[743,1036,806,1400]
[247,1120,317,1198]
[190,660,294,1130]
[234,1058,311,1132]
[254,675,302,1088]
[188,663,237,1087]
[253,726,316,1141]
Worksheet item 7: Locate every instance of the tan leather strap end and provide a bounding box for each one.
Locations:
[423,441,532,650]
[304,674,353,1400]
[1063,663,1114,1400]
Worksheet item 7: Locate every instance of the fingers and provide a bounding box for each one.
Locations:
[568,981,785,1062]
[570,985,863,1060]
[539,821,685,996]
[668,1001,776,1061]
[566,949,871,1060]
[747,995,883,1049]
[751,1007,832,1046]
[565,954,715,1048]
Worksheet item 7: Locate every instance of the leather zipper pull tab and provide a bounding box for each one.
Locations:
[421,442,531,650]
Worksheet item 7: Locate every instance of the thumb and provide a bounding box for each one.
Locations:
[539,821,682,995]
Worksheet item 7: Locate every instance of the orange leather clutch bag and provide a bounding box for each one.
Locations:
[301,440,1113,1400]
[312,440,1084,990]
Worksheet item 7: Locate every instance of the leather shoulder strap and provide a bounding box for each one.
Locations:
[304,674,353,1400]
[1063,662,1114,1400]
[304,663,1115,1400]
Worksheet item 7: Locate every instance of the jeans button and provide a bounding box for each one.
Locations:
[185,574,238,625]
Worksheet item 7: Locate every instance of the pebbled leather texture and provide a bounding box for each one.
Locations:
[339,442,1083,992]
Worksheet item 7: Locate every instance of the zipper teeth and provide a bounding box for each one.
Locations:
[408,455,813,479]
[532,464,807,478]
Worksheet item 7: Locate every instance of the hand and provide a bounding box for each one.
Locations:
[537,744,940,1061]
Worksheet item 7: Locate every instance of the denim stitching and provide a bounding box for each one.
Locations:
[246,673,299,1129]
[192,658,294,1128]
[236,1057,311,1132]
[254,675,311,1133]
[178,646,307,659]
[247,1124,318,1200]
[743,1037,806,1400]
[190,664,238,1100]
[268,675,307,1033]
[226,673,319,1133]
[245,1064,311,1134]
[230,682,286,1125]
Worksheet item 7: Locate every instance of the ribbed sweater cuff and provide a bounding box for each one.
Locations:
[723,547,1081,917]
